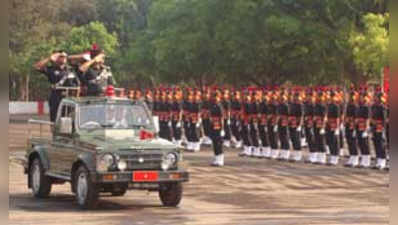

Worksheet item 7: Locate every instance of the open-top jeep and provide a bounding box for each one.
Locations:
[23,93,189,209]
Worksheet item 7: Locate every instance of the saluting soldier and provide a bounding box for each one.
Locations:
[313,87,327,165]
[288,87,304,162]
[34,50,74,122]
[230,88,243,148]
[268,87,280,159]
[356,86,371,168]
[371,86,387,170]
[325,88,341,166]
[277,88,291,161]
[209,88,226,166]
[258,87,271,158]
[344,86,360,167]
[79,44,115,96]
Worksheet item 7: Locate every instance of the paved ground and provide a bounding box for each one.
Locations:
[9,118,389,225]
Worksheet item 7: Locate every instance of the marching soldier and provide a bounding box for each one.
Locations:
[371,86,387,170]
[313,87,327,165]
[230,88,243,148]
[258,87,271,158]
[249,88,261,157]
[288,87,304,162]
[221,87,232,148]
[239,88,253,156]
[344,86,360,167]
[325,89,341,166]
[303,87,316,163]
[200,86,213,145]
[144,88,154,111]
[181,88,191,149]
[209,88,226,166]
[278,88,291,161]
[356,86,371,168]
[187,88,201,152]
[170,87,183,147]
[268,87,280,159]
[158,88,172,141]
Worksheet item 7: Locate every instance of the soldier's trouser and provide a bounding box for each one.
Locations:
[305,127,315,152]
[159,121,172,141]
[49,91,63,122]
[356,130,370,155]
[268,124,279,149]
[171,120,182,141]
[249,123,259,147]
[240,124,251,146]
[339,131,344,149]
[289,127,301,150]
[345,127,358,156]
[326,128,339,156]
[372,131,386,159]
[231,118,241,141]
[223,119,232,141]
[188,122,200,142]
[184,121,190,140]
[386,123,390,149]
[210,128,223,156]
[314,127,326,153]
[279,126,290,150]
[258,125,269,147]
[202,119,211,137]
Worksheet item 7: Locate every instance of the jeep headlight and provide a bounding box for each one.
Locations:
[97,153,116,172]
[161,152,178,171]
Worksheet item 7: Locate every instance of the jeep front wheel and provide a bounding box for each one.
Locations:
[74,166,98,209]
[30,158,52,198]
[159,182,182,207]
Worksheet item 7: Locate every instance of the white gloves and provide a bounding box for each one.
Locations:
[196,122,200,128]
[227,119,231,125]
[297,126,302,132]
[362,131,368,138]
[176,122,181,128]
[168,121,172,127]
[320,128,325,135]
[221,130,225,137]
[273,125,278,132]
[334,129,340,136]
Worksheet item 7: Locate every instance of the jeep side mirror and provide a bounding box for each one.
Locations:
[59,117,73,135]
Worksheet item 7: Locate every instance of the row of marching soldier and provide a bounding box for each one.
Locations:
[129,85,389,169]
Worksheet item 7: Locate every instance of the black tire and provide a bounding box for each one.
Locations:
[111,188,127,197]
[159,182,183,207]
[30,158,52,198]
[74,166,99,209]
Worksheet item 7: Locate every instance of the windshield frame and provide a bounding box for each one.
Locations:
[76,100,154,132]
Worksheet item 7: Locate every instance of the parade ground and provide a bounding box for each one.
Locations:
[9,116,389,225]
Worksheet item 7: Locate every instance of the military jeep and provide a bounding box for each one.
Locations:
[23,95,189,209]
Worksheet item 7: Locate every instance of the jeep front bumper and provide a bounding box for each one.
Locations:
[95,170,189,184]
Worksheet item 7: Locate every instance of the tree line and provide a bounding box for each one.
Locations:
[9,0,389,101]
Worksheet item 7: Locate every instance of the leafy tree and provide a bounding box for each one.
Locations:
[349,13,389,81]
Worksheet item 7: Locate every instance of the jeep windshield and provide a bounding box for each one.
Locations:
[78,103,153,130]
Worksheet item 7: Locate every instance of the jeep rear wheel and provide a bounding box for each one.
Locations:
[159,182,182,207]
[74,166,99,209]
[30,158,52,198]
